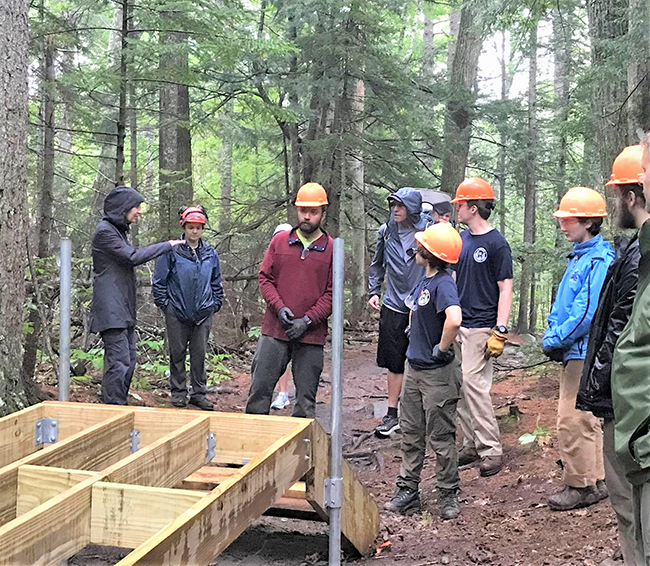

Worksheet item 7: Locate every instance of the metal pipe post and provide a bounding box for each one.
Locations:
[329,238,345,566]
[58,238,72,402]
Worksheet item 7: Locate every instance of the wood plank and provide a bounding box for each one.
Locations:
[304,421,380,555]
[91,483,204,548]
[103,415,210,487]
[181,465,306,499]
[114,419,313,565]
[0,405,43,468]
[0,414,210,564]
[0,475,97,566]
[17,465,94,516]
[43,402,127,440]
[0,411,133,526]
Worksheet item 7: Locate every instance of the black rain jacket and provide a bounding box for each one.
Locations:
[576,235,640,419]
[90,186,171,333]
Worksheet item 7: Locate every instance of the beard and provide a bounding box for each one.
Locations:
[299,220,320,234]
[617,201,636,230]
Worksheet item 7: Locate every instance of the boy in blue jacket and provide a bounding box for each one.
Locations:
[543,187,614,511]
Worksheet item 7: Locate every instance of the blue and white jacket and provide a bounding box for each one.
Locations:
[543,234,614,361]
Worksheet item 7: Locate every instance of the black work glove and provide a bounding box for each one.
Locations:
[286,316,310,341]
[278,306,295,329]
[432,344,455,366]
[543,345,565,363]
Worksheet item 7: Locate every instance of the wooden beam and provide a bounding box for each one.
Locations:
[17,465,94,516]
[113,419,313,565]
[43,402,126,440]
[90,483,204,548]
[0,415,210,564]
[0,411,133,526]
[0,405,44,468]
[103,415,209,487]
[304,421,380,556]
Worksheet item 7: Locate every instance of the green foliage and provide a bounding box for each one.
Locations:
[70,348,104,370]
[207,353,232,386]
[247,326,262,339]
[519,425,551,446]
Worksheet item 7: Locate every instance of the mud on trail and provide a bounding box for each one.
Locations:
[51,336,620,566]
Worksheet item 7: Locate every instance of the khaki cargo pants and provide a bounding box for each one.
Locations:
[456,327,503,457]
[558,359,604,487]
[397,359,462,491]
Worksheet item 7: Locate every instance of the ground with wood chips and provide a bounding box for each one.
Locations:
[43,331,622,566]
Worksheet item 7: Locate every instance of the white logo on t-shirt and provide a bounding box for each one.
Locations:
[418,289,430,306]
[473,247,488,263]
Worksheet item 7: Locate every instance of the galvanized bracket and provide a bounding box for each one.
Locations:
[303,438,312,465]
[242,457,251,465]
[206,432,216,463]
[324,477,343,509]
[35,418,59,445]
[130,429,140,453]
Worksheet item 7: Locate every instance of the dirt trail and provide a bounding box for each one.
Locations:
[63,338,621,566]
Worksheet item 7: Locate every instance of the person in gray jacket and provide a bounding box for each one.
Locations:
[90,186,182,405]
[368,188,430,437]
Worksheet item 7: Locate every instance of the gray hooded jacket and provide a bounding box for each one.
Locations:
[368,188,431,313]
[90,186,172,333]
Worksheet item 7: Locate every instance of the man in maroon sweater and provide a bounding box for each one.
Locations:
[245,183,333,418]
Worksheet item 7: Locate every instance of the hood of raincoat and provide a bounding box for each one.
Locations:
[103,186,145,230]
[388,188,427,229]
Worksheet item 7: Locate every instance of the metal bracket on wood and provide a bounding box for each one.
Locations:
[206,432,216,463]
[35,418,59,445]
[130,429,140,453]
[324,477,343,509]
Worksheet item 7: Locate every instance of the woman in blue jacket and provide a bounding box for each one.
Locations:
[152,206,224,410]
[543,187,614,511]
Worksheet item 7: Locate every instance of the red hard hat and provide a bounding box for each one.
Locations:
[450,177,495,203]
[179,206,207,225]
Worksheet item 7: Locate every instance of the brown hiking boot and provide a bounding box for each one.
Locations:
[458,446,480,467]
[548,485,600,511]
[479,455,503,477]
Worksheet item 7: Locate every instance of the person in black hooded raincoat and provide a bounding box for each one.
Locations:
[90,186,182,405]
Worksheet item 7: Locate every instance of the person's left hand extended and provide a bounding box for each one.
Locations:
[286,317,309,341]
[485,329,507,359]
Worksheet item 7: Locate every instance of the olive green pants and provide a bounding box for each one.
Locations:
[397,360,462,491]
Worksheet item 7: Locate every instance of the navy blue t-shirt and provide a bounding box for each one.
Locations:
[405,271,460,369]
[455,228,513,328]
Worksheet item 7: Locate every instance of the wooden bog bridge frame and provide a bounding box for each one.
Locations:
[0,402,379,565]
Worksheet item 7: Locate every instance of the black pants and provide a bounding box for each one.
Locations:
[101,326,137,405]
[245,335,324,418]
[165,312,212,401]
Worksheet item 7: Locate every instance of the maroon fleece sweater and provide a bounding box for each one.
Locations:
[259,229,333,346]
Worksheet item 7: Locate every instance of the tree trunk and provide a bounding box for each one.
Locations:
[159,12,193,238]
[586,0,629,185]
[627,0,650,137]
[115,0,130,185]
[129,75,139,247]
[516,24,538,335]
[218,106,233,235]
[440,5,483,196]
[422,17,435,80]
[91,6,123,224]
[497,32,508,236]
[0,0,34,415]
[346,79,366,323]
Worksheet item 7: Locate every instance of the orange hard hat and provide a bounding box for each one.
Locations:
[414,222,463,264]
[294,182,328,207]
[606,145,644,186]
[553,187,607,218]
[179,206,207,225]
[450,177,495,203]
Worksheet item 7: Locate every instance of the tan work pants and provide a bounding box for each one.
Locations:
[456,327,502,458]
[558,359,604,487]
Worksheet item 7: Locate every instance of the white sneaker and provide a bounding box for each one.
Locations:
[271,391,290,409]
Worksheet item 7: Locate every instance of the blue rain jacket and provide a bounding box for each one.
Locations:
[152,239,224,325]
[368,188,431,313]
[543,234,614,362]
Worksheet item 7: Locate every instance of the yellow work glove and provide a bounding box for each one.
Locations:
[485,330,507,359]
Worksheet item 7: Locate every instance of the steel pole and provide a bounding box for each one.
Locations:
[58,238,72,402]
[329,238,345,566]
